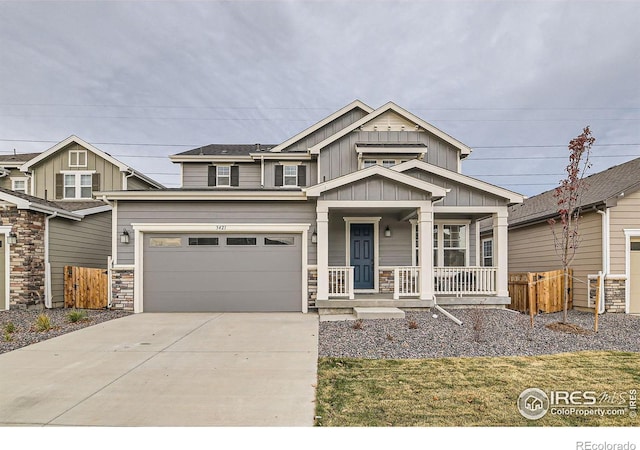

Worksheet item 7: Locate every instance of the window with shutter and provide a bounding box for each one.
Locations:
[208,166,217,187]
[275,165,283,186]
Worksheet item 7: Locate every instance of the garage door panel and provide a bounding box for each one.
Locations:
[143,233,302,312]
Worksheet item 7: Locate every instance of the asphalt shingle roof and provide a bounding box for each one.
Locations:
[175,144,277,156]
[0,187,108,214]
[0,153,41,164]
[509,157,640,226]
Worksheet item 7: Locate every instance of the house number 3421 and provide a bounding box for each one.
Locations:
[215,225,227,231]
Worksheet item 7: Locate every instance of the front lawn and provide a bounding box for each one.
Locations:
[315,351,640,426]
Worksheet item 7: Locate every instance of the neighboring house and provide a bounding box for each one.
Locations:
[103,100,524,313]
[488,157,640,314]
[0,135,163,310]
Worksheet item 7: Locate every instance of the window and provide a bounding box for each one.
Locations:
[284,165,298,186]
[69,150,87,168]
[216,166,230,186]
[11,179,26,194]
[63,173,93,199]
[227,237,256,246]
[265,237,294,246]
[433,223,469,267]
[149,237,182,247]
[360,159,406,169]
[382,160,396,168]
[411,221,419,266]
[189,237,219,246]
[482,238,493,267]
[363,160,377,168]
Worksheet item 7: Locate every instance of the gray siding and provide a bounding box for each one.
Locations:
[182,163,208,188]
[183,161,315,189]
[318,130,461,183]
[320,176,429,201]
[282,108,369,152]
[609,189,640,274]
[127,176,157,190]
[406,169,505,207]
[116,201,317,265]
[49,211,112,307]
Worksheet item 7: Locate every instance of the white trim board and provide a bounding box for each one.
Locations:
[0,226,11,311]
[624,229,640,314]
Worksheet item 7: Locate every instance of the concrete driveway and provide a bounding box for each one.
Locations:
[0,312,319,426]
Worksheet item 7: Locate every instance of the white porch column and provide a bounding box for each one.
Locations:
[493,208,509,297]
[316,204,329,301]
[418,203,434,300]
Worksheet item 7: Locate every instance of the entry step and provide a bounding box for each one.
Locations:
[353,307,405,320]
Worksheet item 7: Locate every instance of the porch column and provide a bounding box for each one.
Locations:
[418,204,434,301]
[316,204,329,301]
[493,208,509,297]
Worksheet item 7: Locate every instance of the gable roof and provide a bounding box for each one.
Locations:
[509,157,640,227]
[0,153,42,166]
[269,100,374,153]
[172,144,276,159]
[304,164,449,198]
[20,135,164,189]
[0,188,80,220]
[308,102,472,157]
[393,159,524,205]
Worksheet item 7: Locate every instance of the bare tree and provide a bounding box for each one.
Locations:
[548,126,595,323]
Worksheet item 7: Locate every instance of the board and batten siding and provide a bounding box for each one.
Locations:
[281,108,369,152]
[32,143,122,199]
[116,200,317,265]
[48,211,112,307]
[406,169,504,207]
[508,211,602,308]
[609,189,640,274]
[319,177,429,202]
[318,130,461,184]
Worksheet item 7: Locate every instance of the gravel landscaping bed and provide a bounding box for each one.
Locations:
[319,309,640,359]
[0,309,131,354]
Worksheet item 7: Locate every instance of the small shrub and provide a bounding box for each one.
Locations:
[3,331,12,342]
[386,333,394,341]
[352,319,364,330]
[4,322,16,334]
[67,309,88,323]
[407,320,419,330]
[35,313,52,332]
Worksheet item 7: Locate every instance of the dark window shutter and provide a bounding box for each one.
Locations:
[230,166,239,187]
[208,165,217,187]
[275,165,283,186]
[55,173,64,199]
[297,165,306,187]
[92,173,100,193]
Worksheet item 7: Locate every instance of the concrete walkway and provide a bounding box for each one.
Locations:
[0,313,319,426]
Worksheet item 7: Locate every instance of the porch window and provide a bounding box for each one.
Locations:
[482,238,493,267]
[434,223,468,267]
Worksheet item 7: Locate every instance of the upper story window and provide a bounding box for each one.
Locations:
[69,150,87,168]
[360,159,407,169]
[57,171,98,199]
[11,178,27,194]
[207,165,239,187]
[275,164,306,187]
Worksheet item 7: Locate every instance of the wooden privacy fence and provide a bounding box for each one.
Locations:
[64,266,108,309]
[508,269,573,314]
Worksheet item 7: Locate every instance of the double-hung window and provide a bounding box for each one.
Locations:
[64,173,93,199]
[283,165,298,186]
[482,238,493,267]
[433,223,468,267]
[216,166,230,186]
[11,178,27,194]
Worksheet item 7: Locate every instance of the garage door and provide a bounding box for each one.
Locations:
[143,233,302,312]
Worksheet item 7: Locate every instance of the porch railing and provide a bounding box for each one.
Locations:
[434,266,497,295]
[328,266,354,299]
[394,266,420,299]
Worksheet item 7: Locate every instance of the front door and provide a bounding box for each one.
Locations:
[350,223,374,290]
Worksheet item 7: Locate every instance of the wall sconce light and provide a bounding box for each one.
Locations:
[384,226,391,237]
[311,229,318,244]
[7,232,17,245]
[120,229,130,245]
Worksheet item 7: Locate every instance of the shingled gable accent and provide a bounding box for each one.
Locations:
[304,164,449,198]
[392,159,524,205]
[269,100,374,153]
[307,102,472,157]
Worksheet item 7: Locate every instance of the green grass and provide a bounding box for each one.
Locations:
[66,309,88,323]
[315,351,640,427]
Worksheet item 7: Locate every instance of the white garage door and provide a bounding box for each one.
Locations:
[143,233,302,312]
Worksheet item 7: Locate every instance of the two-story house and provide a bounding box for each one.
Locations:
[104,100,524,314]
[0,135,163,311]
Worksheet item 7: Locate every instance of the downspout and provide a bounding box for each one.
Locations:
[102,194,115,308]
[596,208,609,314]
[260,155,265,188]
[123,169,136,190]
[44,211,58,308]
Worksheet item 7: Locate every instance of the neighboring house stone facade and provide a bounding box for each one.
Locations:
[0,136,163,311]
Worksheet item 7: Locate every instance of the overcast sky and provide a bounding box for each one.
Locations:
[0,0,638,196]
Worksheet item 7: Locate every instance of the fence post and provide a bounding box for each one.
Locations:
[393,268,400,300]
[594,271,601,333]
[528,272,536,328]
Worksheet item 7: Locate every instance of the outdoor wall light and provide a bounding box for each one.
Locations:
[311,229,318,244]
[120,229,130,245]
[7,232,17,245]
[384,226,391,237]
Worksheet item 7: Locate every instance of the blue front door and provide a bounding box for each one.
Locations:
[350,223,374,289]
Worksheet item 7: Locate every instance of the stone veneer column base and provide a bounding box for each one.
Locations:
[588,275,626,313]
[307,268,317,310]
[111,268,134,311]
